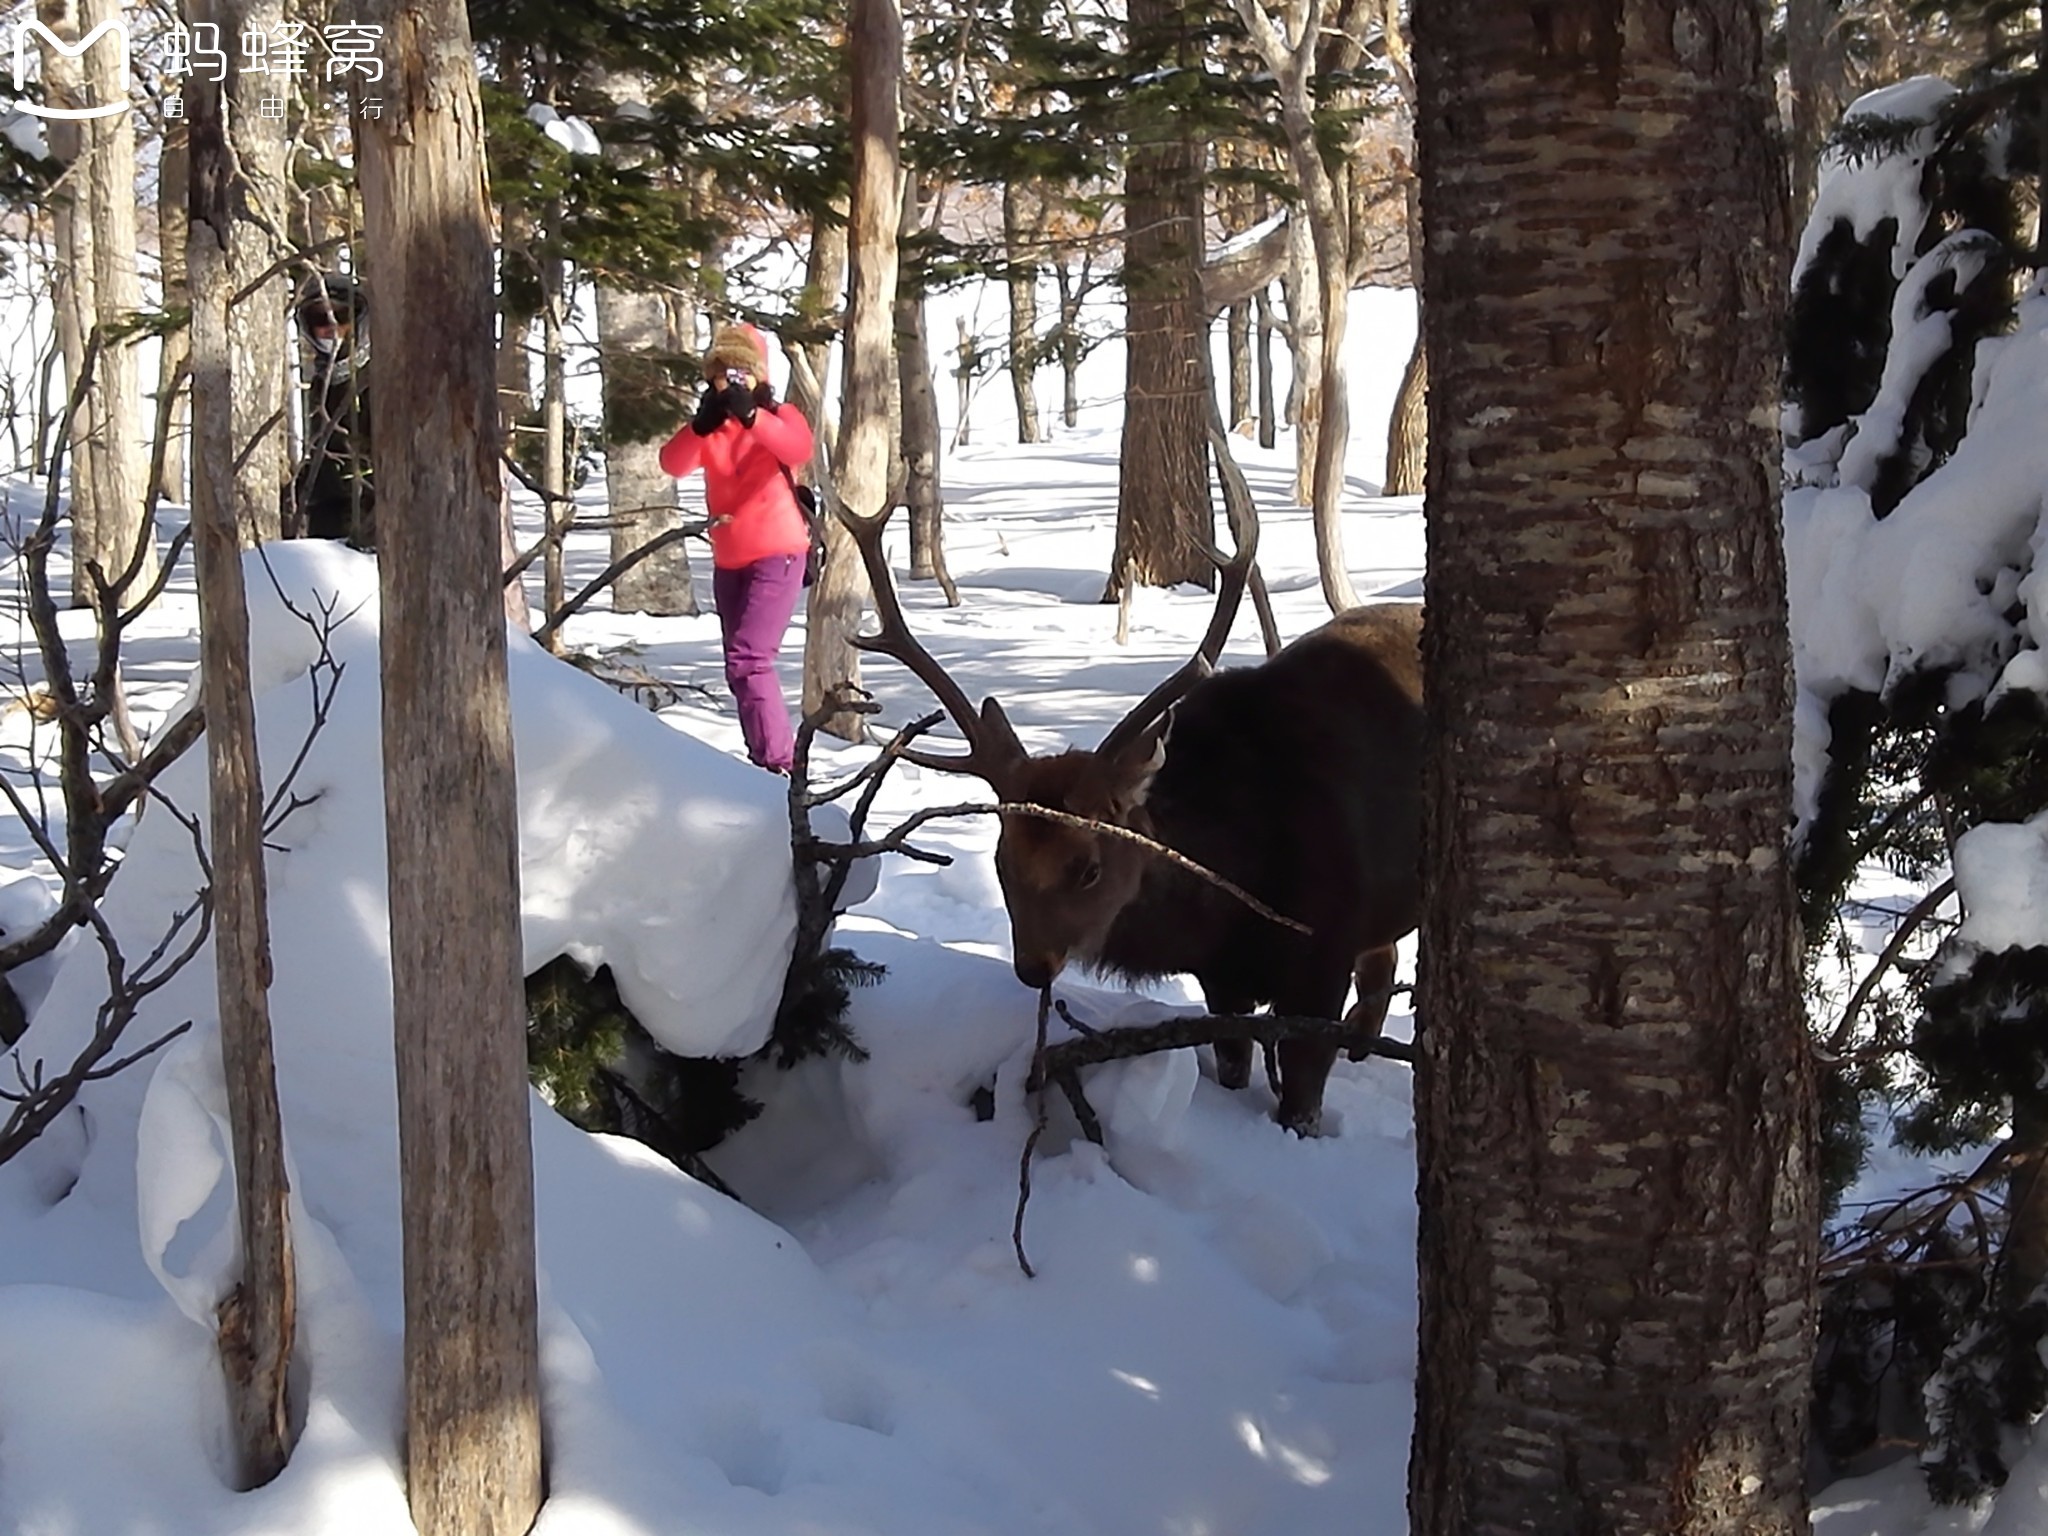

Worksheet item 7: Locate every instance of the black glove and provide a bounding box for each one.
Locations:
[724,378,758,428]
[691,386,727,436]
[752,381,779,413]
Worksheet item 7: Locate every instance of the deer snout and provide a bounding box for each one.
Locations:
[1013,951,1066,991]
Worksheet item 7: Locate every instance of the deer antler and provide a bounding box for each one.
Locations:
[843,504,1027,786]
[1096,424,1260,763]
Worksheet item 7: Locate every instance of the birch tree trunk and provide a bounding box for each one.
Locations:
[1410,2,1813,1529]
[1229,0,1359,613]
[356,0,545,1525]
[188,24,294,1484]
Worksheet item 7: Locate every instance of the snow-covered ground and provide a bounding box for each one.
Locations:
[0,271,2020,1533]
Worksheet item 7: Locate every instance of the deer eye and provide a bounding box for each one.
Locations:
[1075,859,1102,891]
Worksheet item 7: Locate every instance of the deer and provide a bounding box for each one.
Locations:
[843,499,1423,1137]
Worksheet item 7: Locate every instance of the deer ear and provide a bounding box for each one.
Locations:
[1107,707,1172,815]
[980,696,1027,765]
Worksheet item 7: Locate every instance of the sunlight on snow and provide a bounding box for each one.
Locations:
[1235,1414,1335,1487]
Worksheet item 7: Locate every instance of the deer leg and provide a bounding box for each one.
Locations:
[1201,982,1256,1092]
[1273,965,1352,1137]
[1343,944,1398,1062]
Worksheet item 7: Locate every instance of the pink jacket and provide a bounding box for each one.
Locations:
[659,404,816,570]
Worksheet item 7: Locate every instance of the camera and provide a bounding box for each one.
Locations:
[726,368,751,385]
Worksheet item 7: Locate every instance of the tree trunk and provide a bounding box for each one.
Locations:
[1002,180,1041,444]
[593,71,696,625]
[2003,1101,2048,1308]
[1111,0,1213,596]
[355,0,545,1525]
[1226,299,1251,427]
[803,0,900,741]
[1255,284,1277,449]
[188,28,295,1486]
[952,314,977,446]
[34,0,97,603]
[1786,0,1851,224]
[538,232,569,652]
[1383,336,1426,495]
[1378,0,1425,498]
[224,0,287,546]
[1409,4,1813,1533]
[1055,258,1086,428]
[896,181,954,601]
[788,202,847,453]
[156,123,192,508]
[77,0,156,597]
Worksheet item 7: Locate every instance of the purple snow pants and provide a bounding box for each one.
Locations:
[713,553,806,773]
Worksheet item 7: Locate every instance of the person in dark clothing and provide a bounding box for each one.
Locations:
[290,273,375,548]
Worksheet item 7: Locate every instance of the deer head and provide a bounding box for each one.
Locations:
[842,483,1255,989]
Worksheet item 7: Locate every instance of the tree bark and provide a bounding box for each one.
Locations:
[75,0,155,597]
[594,68,696,623]
[1383,338,1426,495]
[1786,0,1851,224]
[188,24,295,1485]
[1379,0,1426,498]
[1254,284,1277,449]
[1410,4,1813,1533]
[1055,258,1085,428]
[1228,0,1365,612]
[538,223,569,652]
[356,0,545,1526]
[1111,0,1213,596]
[803,0,900,741]
[597,281,695,616]
[1002,180,1042,444]
[898,178,953,596]
[156,123,192,508]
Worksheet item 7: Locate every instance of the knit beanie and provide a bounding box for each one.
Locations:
[703,323,770,381]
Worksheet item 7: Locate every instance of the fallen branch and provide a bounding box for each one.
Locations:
[528,521,708,650]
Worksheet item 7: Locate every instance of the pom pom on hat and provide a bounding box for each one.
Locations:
[703,323,769,380]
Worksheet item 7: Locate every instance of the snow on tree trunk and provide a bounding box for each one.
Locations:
[187,27,296,1483]
[1410,3,1814,1532]
[355,0,545,1525]
[34,0,97,604]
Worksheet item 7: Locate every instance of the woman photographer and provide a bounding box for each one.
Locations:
[658,324,816,775]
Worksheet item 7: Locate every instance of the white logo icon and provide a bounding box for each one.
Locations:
[11,18,132,121]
